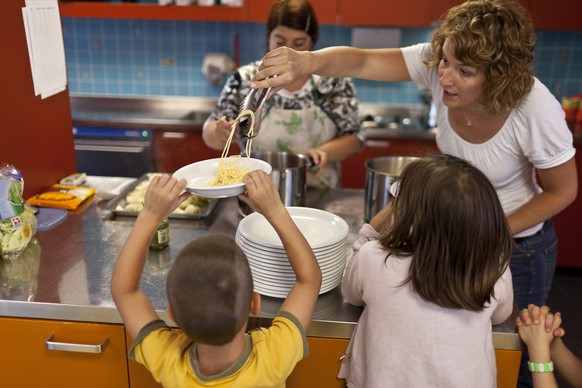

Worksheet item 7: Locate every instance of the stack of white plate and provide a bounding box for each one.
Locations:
[236,207,349,298]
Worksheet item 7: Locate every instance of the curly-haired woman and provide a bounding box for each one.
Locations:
[251,1,577,386]
[254,0,576,314]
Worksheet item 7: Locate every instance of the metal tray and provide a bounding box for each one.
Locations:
[106,173,219,219]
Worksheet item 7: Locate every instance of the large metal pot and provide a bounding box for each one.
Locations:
[239,151,308,216]
[364,156,419,222]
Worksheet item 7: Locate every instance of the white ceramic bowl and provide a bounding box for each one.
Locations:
[173,157,272,198]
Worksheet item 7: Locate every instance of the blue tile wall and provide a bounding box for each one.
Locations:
[62,17,582,104]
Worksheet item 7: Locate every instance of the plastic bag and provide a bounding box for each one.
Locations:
[0,164,37,261]
[0,237,40,301]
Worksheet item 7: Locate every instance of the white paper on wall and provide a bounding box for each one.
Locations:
[22,0,67,99]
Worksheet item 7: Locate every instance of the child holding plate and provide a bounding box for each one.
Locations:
[111,171,321,387]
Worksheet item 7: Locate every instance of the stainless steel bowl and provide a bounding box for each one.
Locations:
[364,156,419,222]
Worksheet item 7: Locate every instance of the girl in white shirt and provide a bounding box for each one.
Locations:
[339,154,514,387]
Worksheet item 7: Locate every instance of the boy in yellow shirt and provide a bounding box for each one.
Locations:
[111,171,322,387]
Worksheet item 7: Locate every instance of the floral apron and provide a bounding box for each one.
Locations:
[244,78,339,188]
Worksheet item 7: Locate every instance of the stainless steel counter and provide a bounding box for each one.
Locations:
[70,95,216,131]
[69,94,438,141]
[0,188,521,350]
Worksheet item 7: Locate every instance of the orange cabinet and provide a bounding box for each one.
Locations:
[125,333,350,387]
[286,336,520,388]
[432,0,531,22]
[153,129,227,174]
[126,334,163,388]
[432,0,582,30]
[59,1,245,21]
[0,317,129,388]
[552,142,582,269]
[338,0,432,27]
[287,336,349,388]
[59,0,582,30]
[529,0,582,30]
[4,0,76,199]
[59,0,336,24]
[244,0,337,24]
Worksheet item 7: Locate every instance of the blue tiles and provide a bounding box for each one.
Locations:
[62,18,582,104]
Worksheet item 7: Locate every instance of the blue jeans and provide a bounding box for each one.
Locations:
[510,219,558,310]
[510,220,558,388]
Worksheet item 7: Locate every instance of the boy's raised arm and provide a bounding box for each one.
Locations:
[240,171,322,330]
[111,175,190,339]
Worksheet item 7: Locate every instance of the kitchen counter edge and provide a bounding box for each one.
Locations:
[0,297,522,351]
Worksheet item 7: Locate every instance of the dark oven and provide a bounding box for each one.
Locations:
[73,127,155,178]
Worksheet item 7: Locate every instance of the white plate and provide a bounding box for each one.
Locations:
[246,251,345,272]
[252,270,342,298]
[236,231,346,255]
[237,236,346,262]
[250,260,346,286]
[237,207,349,249]
[173,157,272,198]
[239,241,346,266]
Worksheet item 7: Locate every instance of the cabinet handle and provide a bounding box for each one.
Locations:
[74,144,146,153]
[162,131,187,139]
[364,140,391,148]
[45,335,109,354]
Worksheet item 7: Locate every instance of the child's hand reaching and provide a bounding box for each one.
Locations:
[239,170,285,219]
[142,175,191,222]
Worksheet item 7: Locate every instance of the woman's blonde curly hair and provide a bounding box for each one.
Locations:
[426,0,536,114]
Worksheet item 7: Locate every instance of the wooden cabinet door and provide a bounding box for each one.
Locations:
[552,144,582,268]
[244,0,337,24]
[529,0,582,30]
[285,336,519,388]
[59,2,245,22]
[124,330,519,387]
[286,336,349,388]
[432,1,535,27]
[431,0,467,21]
[0,317,128,388]
[338,0,432,27]
[126,334,163,388]
[126,334,349,387]
[341,138,392,188]
[153,130,227,174]
[495,349,522,388]
[4,0,76,199]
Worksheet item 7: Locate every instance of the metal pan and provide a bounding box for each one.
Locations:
[106,173,219,219]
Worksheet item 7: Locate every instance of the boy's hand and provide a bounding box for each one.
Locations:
[240,170,321,331]
[239,170,285,218]
[142,175,190,221]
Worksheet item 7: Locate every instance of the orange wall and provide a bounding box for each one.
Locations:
[2,1,76,199]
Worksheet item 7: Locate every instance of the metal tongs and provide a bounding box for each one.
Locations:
[237,84,273,139]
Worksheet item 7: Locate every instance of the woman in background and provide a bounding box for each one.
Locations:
[203,0,364,188]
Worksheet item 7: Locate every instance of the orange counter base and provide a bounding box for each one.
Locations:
[127,335,521,388]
